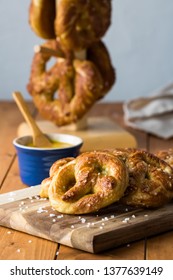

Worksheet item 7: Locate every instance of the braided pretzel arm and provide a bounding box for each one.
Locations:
[27,41,64,96]
[113,149,173,208]
[56,0,111,51]
[27,40,115,126]
[48,151,128,214]
[29,0,111,51]
[156,148,173,168]
[40,157,74,198]
[29,0,56,39]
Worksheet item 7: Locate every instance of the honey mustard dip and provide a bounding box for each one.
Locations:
[27,139,72,148]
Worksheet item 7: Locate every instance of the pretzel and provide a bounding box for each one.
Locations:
[155,149,173,168]
[44,151,128,214]
[111,149,173,208]
[40,157,74,198]
[29,0,111,50]
[29,0,56,39]
[27,40,115,126]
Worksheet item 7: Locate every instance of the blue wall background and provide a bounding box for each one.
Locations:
[0,0,173,101]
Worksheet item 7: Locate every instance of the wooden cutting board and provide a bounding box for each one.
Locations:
[17,117,137,151]
[0,186,173,253]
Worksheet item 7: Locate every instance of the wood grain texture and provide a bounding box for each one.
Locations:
[0,101,58,260]
[57,241,145,260]
[1,101,173,259]
[146,232,173,260]
[0,190,173,253]
[0,226,58,260]
[0,102,35,190]
[17,117,137,151]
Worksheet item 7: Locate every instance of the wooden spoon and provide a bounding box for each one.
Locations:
[12,91,53,148]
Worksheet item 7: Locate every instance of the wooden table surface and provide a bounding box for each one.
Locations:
[1,101,173,260]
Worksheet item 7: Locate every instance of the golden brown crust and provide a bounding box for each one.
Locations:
[40,157,74,198]
[27,40,115,126]
[29,0,111,50]
[40,148,173,213]
[156,149,173,168]
[29,0,56,39]
[56,0,111,51]
[115,149,173,208]
[44,151,129,214]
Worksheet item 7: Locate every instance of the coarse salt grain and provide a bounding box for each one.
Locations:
[81,218,86,223]
[122,217,130,223]
[37,207,48,213]
[28,240,32,243]
[102,217,108,221]
[57,215,61,219]
[16,249,21,253]
[49,214,56,217]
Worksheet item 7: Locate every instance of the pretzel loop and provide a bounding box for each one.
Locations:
[47,151,129,214]
[27,40,115,126]
[29,0,111,50]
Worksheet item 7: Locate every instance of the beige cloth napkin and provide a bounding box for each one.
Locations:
[123,83,173,139]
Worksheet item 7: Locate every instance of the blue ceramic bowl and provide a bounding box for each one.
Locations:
[13,133,83,186]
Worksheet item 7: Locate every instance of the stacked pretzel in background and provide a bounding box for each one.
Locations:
[27,0,115,126]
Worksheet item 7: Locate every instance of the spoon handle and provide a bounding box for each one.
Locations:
[12,91,42,136]
[12,91,52,147]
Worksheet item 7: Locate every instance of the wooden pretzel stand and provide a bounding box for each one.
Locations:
[17,115,136,152]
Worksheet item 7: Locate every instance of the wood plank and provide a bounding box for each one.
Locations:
[146,231,173,260]
[0,188,173,254]
[0,102,35,188]
[149,134,173,154]
[4,102,173,259]
[0,226,58,260]
[57,241,145,260]
[0,157,27,194]
[0,101,58,260]
[17,118,137,151]
[100,102,148,150]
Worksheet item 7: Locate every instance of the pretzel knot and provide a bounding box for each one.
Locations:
[29,0,111,51]
[27,40,115,126]
[47,152,129,214]
[111,149,173,208]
